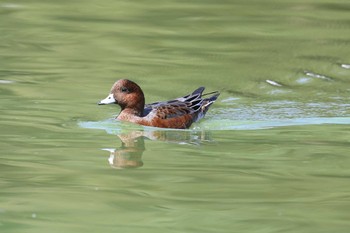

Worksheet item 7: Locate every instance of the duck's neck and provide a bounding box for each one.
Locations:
[119,97,145,117]
[121,107,143,117]
[117,108,144,123]
[118,91,145,117]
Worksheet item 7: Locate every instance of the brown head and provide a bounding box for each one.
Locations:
[98,79,145,116]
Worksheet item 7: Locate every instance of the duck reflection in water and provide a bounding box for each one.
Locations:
[102,129,213,169]
[102,131,145,169]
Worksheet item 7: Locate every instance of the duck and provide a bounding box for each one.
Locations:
[98,79,220,129]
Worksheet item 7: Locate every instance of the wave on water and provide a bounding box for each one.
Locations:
[197,117,350,130]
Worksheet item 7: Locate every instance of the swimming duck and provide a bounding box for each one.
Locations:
[98,79,219,129]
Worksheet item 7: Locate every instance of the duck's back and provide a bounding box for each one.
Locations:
[141,87,220,128]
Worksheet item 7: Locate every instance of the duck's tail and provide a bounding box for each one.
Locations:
[201,91,220,113]
[193,88,220,122]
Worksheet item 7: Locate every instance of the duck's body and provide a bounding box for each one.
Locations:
[98,79,219,129]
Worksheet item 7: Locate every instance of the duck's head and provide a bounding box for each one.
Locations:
[98,79,145,115]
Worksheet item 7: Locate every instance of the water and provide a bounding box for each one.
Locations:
[1,1,350,232]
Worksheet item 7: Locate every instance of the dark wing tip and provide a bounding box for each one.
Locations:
[192,87,205,95]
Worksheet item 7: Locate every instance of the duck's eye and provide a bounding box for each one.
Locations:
[121,87,129,93]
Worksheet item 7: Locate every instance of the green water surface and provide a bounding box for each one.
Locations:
[1,1,350,232]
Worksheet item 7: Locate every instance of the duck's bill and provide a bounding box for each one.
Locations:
[98,93,116,105]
